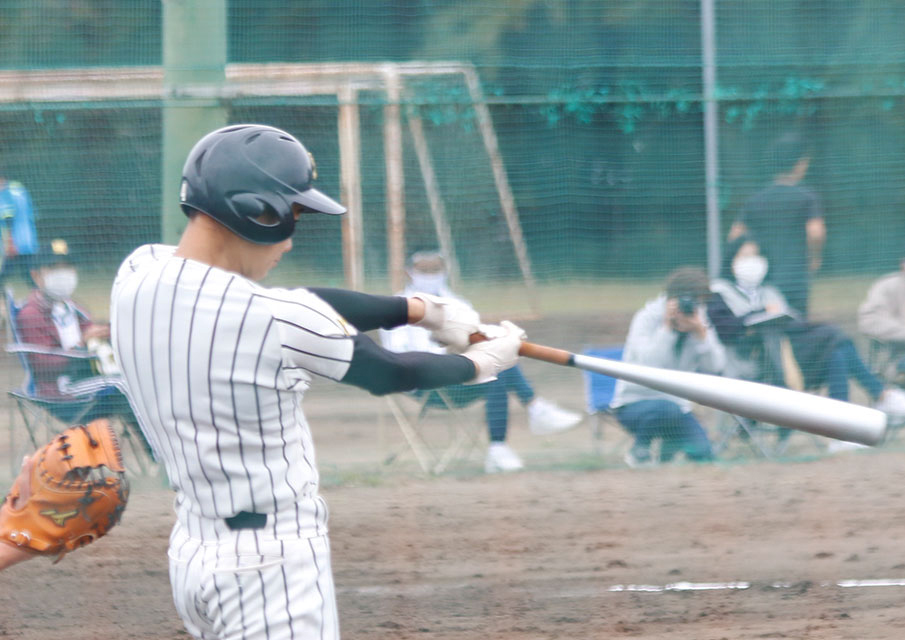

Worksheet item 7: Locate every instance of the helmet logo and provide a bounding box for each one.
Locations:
[179,179,188,202]
[307,152,318,180]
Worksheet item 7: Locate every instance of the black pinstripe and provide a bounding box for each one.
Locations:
[274,376,304,539]
[209,276,238,514]
[119,269,165,464]
[309,537,326,640]
[275,317,350,340]
[279,540,295,639]
[187,266,219,514]
[254,292,350,327]
[146,262,182,481]
[230,295,257,513]
[252,318,280,515]
[168,261,202,506]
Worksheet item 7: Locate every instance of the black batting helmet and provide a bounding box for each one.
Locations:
[179,124,346,244]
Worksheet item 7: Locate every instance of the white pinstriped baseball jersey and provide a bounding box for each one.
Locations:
[111,244,355,533]
[112,243,355,638]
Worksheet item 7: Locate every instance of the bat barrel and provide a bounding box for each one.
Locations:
[572,354,887,446]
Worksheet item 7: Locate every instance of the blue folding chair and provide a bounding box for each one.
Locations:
[581,346,625,453]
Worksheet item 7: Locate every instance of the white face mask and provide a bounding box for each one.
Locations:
[732,255,768,289]
[42,268,78,299]
[408,271,448,296]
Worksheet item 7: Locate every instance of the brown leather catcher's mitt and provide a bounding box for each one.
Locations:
[0,419,129,562]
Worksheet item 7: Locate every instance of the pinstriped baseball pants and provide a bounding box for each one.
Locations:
[168,520,339,639]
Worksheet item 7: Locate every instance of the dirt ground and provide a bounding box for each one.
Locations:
[3,310,905,639]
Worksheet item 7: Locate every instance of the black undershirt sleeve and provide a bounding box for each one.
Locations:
[309,287,409,332]
[340,333,476,396]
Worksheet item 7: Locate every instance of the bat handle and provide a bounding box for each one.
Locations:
[468,332,574,366]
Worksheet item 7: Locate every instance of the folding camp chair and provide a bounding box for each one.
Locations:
[867,338,905,387]
[580,346,630,455]
[863,337,905,439]
[382,388,485,474]
[712,336,828,459]
[4,287,154,475]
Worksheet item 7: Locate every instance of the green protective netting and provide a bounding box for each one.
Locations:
[0,0,903,285]
[0,1,902,469]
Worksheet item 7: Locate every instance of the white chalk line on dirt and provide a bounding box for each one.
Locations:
[609,579,905,593]
[338,578,905,597]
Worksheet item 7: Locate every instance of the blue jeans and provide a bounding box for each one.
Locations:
[826,340,883,402]
[420,366,535,442]
[615,399,714,462]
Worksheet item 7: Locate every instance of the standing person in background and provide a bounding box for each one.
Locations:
[611,267,726,467]
[728,132,826,318]
[0,172,39,285]
[110,124,525,640]
[381,250,583,473]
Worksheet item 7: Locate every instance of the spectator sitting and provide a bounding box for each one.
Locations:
[611,266,725,467]
[17,239,137,428]
[708,236,905,423]
[857,247,905,384]
[708,235,796,387]
[380,250,583,473]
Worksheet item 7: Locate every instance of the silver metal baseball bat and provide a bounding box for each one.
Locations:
[513,340,887,446]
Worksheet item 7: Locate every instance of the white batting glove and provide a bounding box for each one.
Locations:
[462,321,526,384]
[412,293,481,353]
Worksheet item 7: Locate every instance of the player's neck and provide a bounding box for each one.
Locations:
[175,215,247,275]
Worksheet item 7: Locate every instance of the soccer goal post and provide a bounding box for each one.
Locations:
[0,61,536,300]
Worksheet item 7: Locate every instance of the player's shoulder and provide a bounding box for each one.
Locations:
[252,285,357,336]
[113,244,177,292]
[117,243,176,275]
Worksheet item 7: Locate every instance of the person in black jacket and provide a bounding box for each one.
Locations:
[708,236,905,419]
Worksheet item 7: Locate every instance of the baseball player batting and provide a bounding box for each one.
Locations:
[109,124,522,639]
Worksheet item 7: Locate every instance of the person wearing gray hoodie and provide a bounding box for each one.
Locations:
[611,266,727,467]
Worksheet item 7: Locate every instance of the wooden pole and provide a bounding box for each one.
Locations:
[461,67,537,304]
[338,85,364,290]
[407,112,461,289]
[383,68,406,294]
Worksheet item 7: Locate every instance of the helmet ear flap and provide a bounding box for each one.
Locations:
[227,193,286,230]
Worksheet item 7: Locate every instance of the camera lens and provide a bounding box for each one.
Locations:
[678,296,696,315]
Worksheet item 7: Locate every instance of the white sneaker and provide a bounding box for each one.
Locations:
[873,387,905,417]
[623,444,656,469]
[484,443,524,473]
[527,397,583,435]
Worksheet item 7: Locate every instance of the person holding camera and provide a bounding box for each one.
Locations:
[611,266,727,467]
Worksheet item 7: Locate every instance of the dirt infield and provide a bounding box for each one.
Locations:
[4,449,905,639]
[3,307,905,639]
